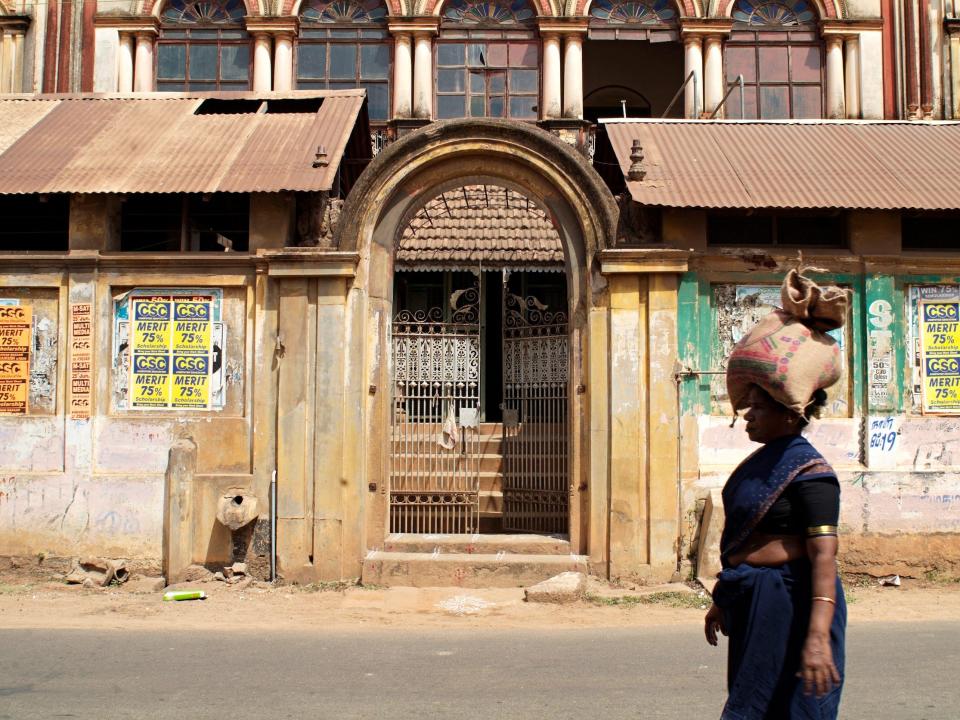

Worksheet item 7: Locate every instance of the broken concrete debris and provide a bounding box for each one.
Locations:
[215,562,249,584]
[523,572,587,604]
[65,557,130,587]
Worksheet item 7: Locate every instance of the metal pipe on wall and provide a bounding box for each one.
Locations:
[270,469,277,582]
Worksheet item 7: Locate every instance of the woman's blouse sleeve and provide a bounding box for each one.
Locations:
[795,477,840,538]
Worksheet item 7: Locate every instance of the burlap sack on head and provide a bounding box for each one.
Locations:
[726,268,850,417]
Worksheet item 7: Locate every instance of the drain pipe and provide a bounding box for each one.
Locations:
[270,469,277,582]
[673,367,727,578]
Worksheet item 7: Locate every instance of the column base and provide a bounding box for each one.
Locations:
[390,118,432,137]
[538,118,593,156]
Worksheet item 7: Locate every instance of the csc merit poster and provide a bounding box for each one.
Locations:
[130,296,213,410]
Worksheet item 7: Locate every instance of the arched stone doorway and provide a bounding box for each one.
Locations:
[391,183,569,536]
[337,119,618,558]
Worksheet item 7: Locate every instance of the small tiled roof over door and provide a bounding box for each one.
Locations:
[604,119,960,211]
[396,185,564,270]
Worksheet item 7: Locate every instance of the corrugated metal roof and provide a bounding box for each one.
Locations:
[397,185,563,267]
[604,120,960,211]
[0,91,367,195]
[0,99,61,156]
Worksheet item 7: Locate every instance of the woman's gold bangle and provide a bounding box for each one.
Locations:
[812,596,836,605]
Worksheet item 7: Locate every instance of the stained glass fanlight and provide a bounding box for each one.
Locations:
[300,0,388,23]
[442,0,536,25]
[161,0,246,23]
[732,0,816,25]
[589,0,677,25]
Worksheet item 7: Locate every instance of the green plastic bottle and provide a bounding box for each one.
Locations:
[162,589,207,601]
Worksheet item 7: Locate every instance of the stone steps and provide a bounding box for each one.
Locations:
[361,549,587,588]
[382,532,571,555]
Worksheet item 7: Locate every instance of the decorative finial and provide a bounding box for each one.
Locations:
[312,145,328,168]
[627,139,646,181]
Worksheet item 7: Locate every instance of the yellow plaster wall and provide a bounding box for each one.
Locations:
[608,274,649,576]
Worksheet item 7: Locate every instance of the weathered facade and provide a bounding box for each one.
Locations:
[0,0,959,585]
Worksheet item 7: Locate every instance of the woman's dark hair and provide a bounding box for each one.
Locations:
[800,388,829,427]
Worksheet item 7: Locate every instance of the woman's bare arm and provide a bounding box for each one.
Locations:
[801,535,841,697]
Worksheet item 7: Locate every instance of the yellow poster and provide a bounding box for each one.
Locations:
[0,304,31,414]
[131,353,171,408]
[920,299,960,413]
[171,354,210,409]
[132,300,171,352]
[172,301,212,353]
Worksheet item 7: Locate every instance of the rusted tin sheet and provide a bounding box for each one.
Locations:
[605,120,960,211]
[0,91,366,194]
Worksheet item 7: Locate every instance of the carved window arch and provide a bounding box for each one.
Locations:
[157,0,251,91]
[731,0,816,26]
[300,0,388,23]
[725,0,823,118]
[296,0,391,122]
[589,0,677,26]
[435,0,539,120]
[442,0,536,25]
[161,0,246,24]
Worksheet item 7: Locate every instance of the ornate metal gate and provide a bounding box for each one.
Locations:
[390,283,481,533]
[501,284,569,534]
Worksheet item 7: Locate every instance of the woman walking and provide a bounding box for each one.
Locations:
[704,268,849,720]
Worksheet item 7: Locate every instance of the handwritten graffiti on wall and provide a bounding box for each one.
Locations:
[917,494,960,505]
[93,509,141,535]
[869,416,898,452]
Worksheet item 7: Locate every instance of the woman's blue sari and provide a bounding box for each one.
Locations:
[714,434,846,720]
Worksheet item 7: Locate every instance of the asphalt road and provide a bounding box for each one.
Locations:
[0,623,956,719]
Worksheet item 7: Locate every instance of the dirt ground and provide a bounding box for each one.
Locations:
[1,564,959,632]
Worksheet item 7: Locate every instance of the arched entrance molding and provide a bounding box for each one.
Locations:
[336,118,618,562]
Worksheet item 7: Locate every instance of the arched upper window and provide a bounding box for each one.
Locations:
[296,0,390,122]
[157,0,251,91]
[435,0,538,120]
[589,0,677,26]
[725,0,823,119]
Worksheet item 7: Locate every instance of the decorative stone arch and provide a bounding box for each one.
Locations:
[336,118,617,558]
[144,0,262,18]
[286,0,395,20]
[577,0,698,20]
[719,0,839,20]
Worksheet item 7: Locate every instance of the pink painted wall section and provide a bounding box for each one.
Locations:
[0,474,164,558]
[0,418,66,473]
[92,419,178,475]
[697,416,861,469]
[692,414,960,537]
